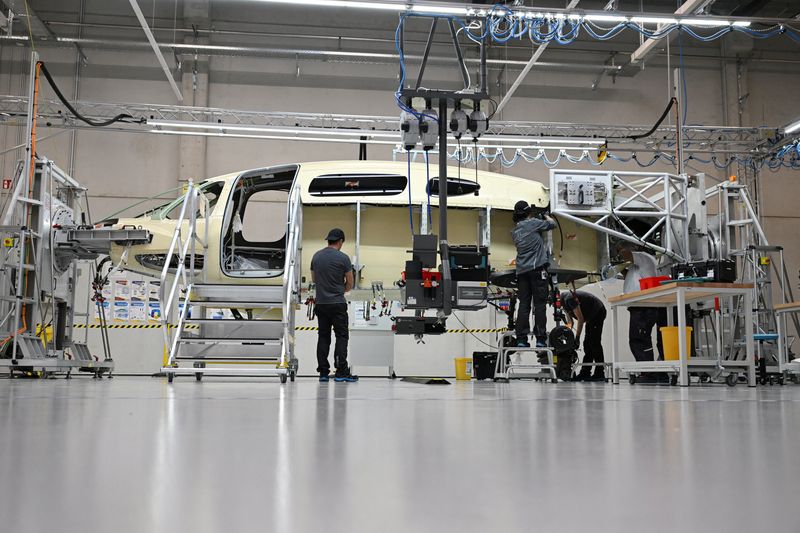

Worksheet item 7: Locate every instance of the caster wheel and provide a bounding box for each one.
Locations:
[759,378,767,386]
[725,373,737,387]
[778,376,785,386]
[699,374,710,383]
[167,373,174,383]
[670,375,678,386]
[628,374,637,385]
[792,375,800,385]
[280,373,288,384]
[550,378,558,384]
[389,372,397,380]
[195,373,202,382]
[289,371,296,382]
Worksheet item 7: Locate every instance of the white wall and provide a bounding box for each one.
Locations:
[1,38,799,376]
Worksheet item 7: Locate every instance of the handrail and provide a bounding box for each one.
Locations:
[158,181,210,367]
[280,183,303,367]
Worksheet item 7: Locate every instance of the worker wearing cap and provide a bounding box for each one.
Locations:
[310,228,357,382]
[512,200,556,348]
[561,290,607,381]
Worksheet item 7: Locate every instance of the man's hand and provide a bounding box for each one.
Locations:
[344,270,354,293]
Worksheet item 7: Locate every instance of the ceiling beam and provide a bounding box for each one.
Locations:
[127,0,183,102]
[627,0,716,70]
[495,0,580,116]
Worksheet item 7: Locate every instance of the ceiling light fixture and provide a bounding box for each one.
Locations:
[630,16,679,25]
[785,119,800,134]
[254,0,405,11]
[148,119,607,145]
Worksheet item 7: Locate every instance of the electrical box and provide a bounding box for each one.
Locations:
[550,171,613,215]
[566,181,605,206]
[453,281,488,310]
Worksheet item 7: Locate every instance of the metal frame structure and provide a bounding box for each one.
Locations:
[0,95,788,158]
[551,169,690,261]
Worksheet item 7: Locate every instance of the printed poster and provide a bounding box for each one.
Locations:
[113,301,129,321]
[129,300,146,321]
[148,281,161,321]
[94,300,110,320]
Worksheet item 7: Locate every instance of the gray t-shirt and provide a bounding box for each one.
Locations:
[512,217,556,274]
[311,247,352,304]
[623,251,659,294]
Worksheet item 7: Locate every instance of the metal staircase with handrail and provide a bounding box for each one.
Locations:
[159,180,302,383]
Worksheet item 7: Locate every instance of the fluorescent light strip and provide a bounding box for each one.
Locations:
[148,119,607,145]
[630,16,678,25]
[410,5,468,16]
[149,120,398,138]
[584,14,629,23]
[151,129,401,145]
[785,119,800,134]
[254,0,405,11]
[681,18,731,27]
[152,129,601,151]
[249,0,756,28]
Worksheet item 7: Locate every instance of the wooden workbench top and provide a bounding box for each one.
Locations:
[608,282,754,306]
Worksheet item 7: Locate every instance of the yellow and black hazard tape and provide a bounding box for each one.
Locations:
[72,324,200,330]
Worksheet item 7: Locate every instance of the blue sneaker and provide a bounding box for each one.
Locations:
[319,373,330,382]
[536,340,548,348]
[516,340,531,348]
[334,374,359,382]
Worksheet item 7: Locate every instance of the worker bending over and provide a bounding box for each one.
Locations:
[512,200,556,348]
[561,290,607,381]
[616,242,667,384]
[310,228,357,383]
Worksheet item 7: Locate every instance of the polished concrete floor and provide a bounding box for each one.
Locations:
[1,377,799,533]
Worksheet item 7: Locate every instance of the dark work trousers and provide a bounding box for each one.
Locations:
[515,267,549,344]
[582,308,607,369]
[628,307,667,362]
[315,303,349,375]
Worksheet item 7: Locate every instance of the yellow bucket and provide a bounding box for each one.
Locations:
[38,325,53,347]
[454,357,473,380]
[660,326,692,360]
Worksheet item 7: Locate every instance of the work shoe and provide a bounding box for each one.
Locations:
[334,373,359,382]
[535,340,548,348]
[574,369,593,381]
[319,373,330,382]
[516,340,531,348]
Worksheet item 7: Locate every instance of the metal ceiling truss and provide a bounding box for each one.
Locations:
[0,94,782,158]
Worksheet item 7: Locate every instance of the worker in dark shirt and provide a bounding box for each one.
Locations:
[310,228,357,382]
[561,290,607,381]
[512,200,556,348]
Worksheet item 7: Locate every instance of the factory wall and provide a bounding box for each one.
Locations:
[1,42,799,376]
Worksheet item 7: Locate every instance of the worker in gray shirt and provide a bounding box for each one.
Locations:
[512,200,556,348]
[311,228,357,382]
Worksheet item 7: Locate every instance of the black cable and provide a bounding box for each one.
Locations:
[552,212,564,255]
[451,312,497,349]
[38,62,144,127]
[626,97,677,141]
[486,98,499,120]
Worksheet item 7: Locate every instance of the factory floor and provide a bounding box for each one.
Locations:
[1,377,799,533]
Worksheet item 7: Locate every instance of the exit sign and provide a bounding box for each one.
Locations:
[2,179,11,190]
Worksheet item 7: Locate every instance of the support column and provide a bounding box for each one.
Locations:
[178,0,209,185]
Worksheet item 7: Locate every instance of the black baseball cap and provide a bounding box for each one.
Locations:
[326,228,345,242]
[513,200,531,214]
